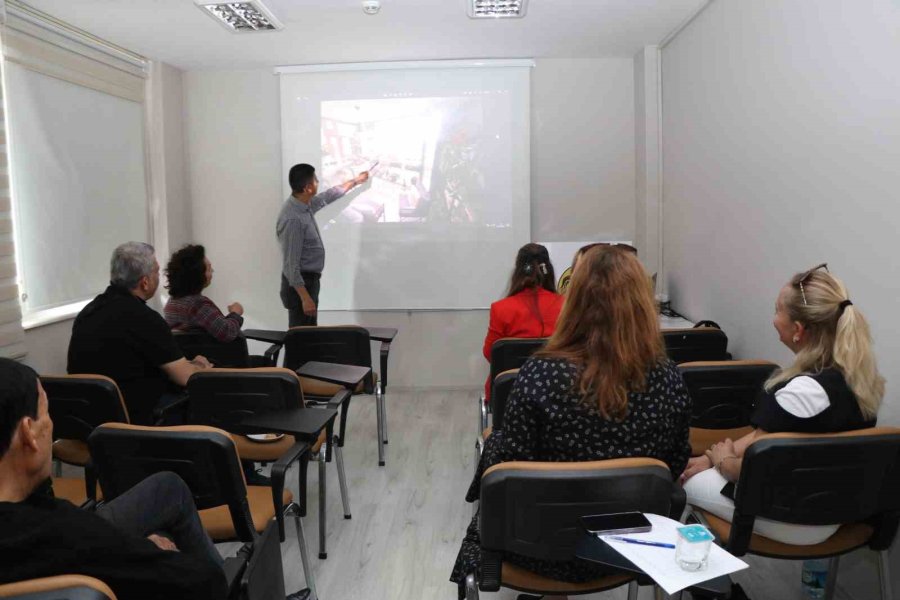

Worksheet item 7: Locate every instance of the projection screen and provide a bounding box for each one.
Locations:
[278,60,532,310]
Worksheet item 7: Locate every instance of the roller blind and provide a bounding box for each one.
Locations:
[2,4,149,328]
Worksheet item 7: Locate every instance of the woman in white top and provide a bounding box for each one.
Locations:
[681,263,884,544]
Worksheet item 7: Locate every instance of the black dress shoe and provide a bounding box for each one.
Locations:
[286,589,311,600]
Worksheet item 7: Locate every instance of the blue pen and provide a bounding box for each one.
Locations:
[607,536,675,549]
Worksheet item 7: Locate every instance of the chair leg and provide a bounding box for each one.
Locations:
[376,387,386,467]
[381,388,388,444]
[290,508,318,600]
[53,459,62,477]
[317,451,327,559]
[823,555,840,600]
[626,581,638,600]
[335,444,352,519]
[464,573,479,600]
[878,550,893,600]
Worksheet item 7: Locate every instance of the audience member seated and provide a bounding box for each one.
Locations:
[482,243,564,401]
[451,245,692,598]
[164,244,244,342]
[682,263,884,545]
[67,242,211,425]
[0,359,227,599]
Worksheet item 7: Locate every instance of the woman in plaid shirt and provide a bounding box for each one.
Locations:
[164,244,244,342]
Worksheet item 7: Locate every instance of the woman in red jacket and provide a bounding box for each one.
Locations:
[482,243,564,400]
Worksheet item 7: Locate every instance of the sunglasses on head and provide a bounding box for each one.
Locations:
[797,263,828,306]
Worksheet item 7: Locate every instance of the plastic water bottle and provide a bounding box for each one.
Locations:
[801,559,829,599]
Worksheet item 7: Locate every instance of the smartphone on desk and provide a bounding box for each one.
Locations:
[580,512,652,536]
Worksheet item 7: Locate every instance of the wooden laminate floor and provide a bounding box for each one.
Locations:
[209,389,881,600]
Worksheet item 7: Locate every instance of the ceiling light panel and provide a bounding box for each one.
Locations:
[195,1,284,32]
[468,0,528,19]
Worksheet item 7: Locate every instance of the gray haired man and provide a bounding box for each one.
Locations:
[67,242,211,424]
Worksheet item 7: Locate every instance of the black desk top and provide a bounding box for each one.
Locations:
[574,531,731,597]
[243,329,286,345]
[243,327,398,345]
[240,407,337,439]
[297,361,371,389]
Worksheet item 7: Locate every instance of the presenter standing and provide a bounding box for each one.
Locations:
[277,163,369,326]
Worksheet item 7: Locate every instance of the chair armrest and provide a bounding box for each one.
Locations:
[669,483,687,520]
[271,441,311,542]
[327,388,352,411]
[264,343,282,366]
[152,393,189,425]
[223,549,250,598]
[479,550,502,592]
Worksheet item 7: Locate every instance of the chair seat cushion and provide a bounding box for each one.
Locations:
[298,376,364,397]
[501,562,633,594]
[698,510,874,558]
[52,439,90,466]
[199,486,293,541]
[689,427,754,457]
[311,429,326,454]
[234,434,298,462]
[51,477,102,505]
[482,426,492,441]
[0,575,117,599]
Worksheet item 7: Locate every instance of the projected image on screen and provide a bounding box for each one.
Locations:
[321,97,508,227]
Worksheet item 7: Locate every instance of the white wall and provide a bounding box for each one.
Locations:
[532,58,635,242]
[661,1,900,592]
[633,47,661,277]
[183,59,635,389]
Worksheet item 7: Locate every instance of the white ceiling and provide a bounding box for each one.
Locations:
[23,0,706,71]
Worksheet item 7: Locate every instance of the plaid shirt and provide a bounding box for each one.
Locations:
[164,294,243,343]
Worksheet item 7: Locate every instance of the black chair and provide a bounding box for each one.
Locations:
[474,368,518,467]
[465,457,681,599]
[678,360,779,456]
[479,337,548,437]
[238,519,286,600]
[87,423,317,598]
[282,326,386,465]
[41,375,129,503]
[662,325,730,363]
[689,427,900,600]
[187,367,349,559]
[0,576,116,600]
[173,330,278,368]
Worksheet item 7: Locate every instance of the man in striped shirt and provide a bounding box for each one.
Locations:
[276,163,369,326]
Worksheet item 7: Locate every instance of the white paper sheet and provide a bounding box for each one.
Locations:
[599,513,749,595]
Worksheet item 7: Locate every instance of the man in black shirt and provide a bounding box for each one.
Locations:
[68,242,211,424]
[0,359,227,599]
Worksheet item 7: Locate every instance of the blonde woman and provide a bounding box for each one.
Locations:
[682,264,884,544]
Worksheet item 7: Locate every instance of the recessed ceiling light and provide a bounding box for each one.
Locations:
[468,0,528,19]
[194,1,284,32]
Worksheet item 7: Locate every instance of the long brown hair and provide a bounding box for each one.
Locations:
[537,245,665,419]
[765,266,884,419]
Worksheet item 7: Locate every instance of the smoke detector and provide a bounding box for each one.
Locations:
[362,0,381,15]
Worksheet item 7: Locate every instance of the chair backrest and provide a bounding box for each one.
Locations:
[187,368,304,435]
[283,326,374,391]
[41,375,129,442]
[173,330,250,368]
[489,369,519,431]
[479,458,673,562]
[88,423,256,541]
[240,520,286,600]
[678,360,779,429]
[662,327,729,363]
[0,575,116,600]
[489,337,547,383]
[731,428,900,551]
